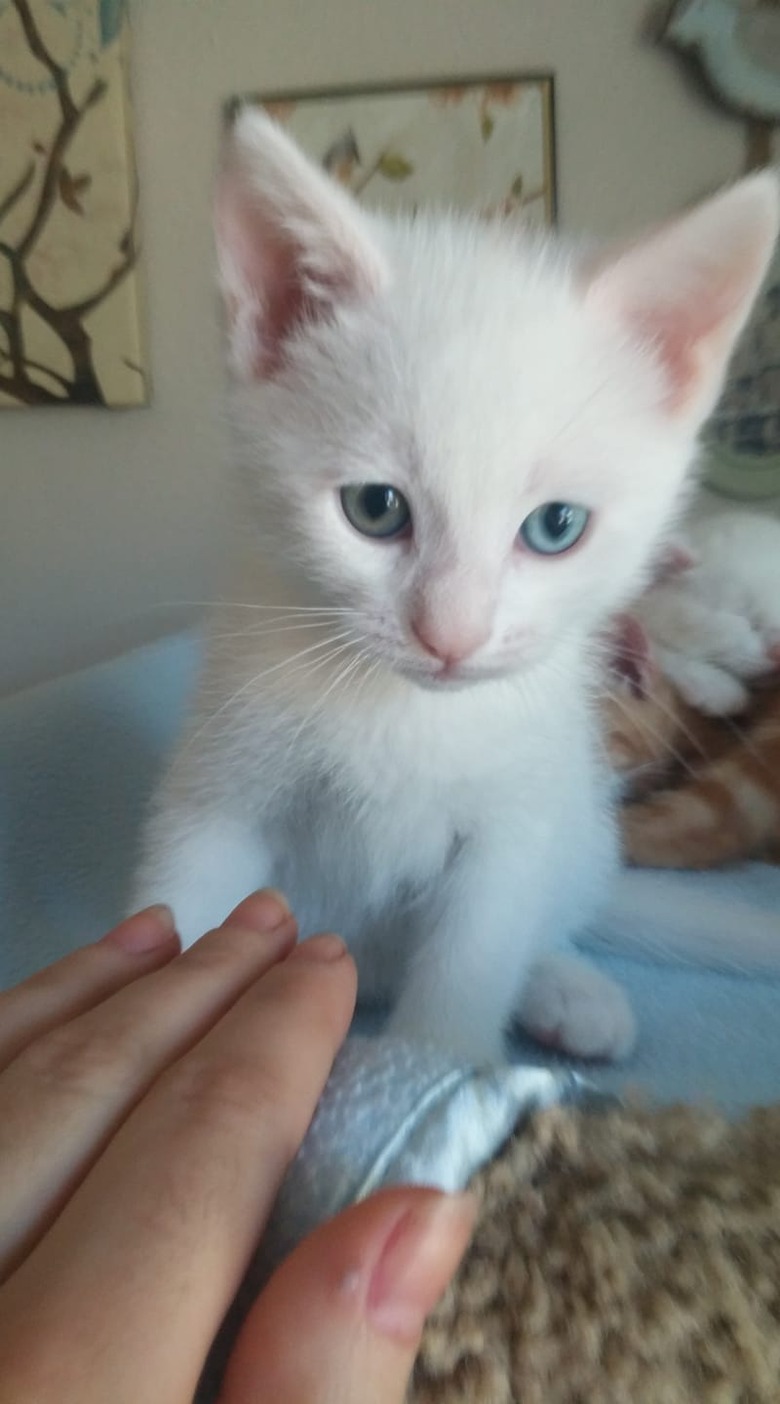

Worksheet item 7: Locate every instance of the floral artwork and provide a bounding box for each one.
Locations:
[237,76,556,228]
[0,0,146,408]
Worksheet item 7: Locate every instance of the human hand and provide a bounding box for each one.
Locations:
[0,894,474,1403]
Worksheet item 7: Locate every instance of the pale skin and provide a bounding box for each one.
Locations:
[0,890,475,1404]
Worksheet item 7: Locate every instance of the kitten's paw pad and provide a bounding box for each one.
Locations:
[516,957,636,1061]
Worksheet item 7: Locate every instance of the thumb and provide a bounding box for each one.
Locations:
[219,1187,476,1404]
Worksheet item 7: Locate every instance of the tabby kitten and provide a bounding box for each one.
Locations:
[607,622,780,869]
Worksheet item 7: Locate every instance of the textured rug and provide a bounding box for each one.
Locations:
[413,1101,780,1403]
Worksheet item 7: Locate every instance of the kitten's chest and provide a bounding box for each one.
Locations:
[259,682,589,933]
[269,767,457,935]
[272,715,488,886]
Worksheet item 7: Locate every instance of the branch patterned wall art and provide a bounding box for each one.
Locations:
[232,76,556,229]
[0,0,147,408]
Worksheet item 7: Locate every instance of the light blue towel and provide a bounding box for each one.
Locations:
[4,631,779,1404]
[1,630,779,1118]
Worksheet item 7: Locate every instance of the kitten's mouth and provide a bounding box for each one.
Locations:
[430,665,470,688]
[398,658,510,690]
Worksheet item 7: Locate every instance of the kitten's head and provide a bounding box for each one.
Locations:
[215,111,778,689]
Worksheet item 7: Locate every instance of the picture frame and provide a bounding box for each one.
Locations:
[703,242,780,502]
[228,73,557,230]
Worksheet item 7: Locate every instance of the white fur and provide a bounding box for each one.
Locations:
[516,953,637,1059]
[636,509,780,714]
[132,114,778,1065]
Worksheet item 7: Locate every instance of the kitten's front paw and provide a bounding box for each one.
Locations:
[657,650,750,717]
[515,954,636,1061]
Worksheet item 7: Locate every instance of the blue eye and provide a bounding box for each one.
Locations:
[340,484,411,539]
[519,502,590,556]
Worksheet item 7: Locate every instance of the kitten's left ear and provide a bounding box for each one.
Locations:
[215,109,388,379]
[585,174,779,425]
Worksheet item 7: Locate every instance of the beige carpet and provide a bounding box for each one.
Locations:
[412,1102,780,1403]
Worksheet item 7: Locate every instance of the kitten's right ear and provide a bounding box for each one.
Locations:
[584,174,780,426]
[215,109,388,379]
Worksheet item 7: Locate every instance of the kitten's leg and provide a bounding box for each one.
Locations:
[516,953,636,1060]
[386,835,549,1066]
[515,789,635,1060]
[131,809,272,949]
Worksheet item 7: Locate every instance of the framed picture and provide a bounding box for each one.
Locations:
[0,0,147,408]
[703,242,780,501]
[229,74,556,229]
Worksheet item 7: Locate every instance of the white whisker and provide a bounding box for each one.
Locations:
[286,642,373,752]
[181,630,360,753]
[601,685,700,782]
[352,653,384,705]
[156,599,357,615]
[207,617,352,644]
[590,636,713,763]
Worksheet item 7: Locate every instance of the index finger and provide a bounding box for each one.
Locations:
[0,935,357,1404]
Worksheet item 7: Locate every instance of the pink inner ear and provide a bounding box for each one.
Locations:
[608,614,655,700]
[215,114,389,384]
[631,283,741,413]
[585,175,780,420]
[250,234,310,378]
[650,541,697,585]
[249,244,370,376]
[216,186,308,378]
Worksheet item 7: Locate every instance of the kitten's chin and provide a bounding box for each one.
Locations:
[394,659,517,692]
[408,672,481,693]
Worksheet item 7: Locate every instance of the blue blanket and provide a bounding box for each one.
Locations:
[1,631,779,1114]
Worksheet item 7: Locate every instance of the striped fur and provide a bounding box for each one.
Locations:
[607,680,780,869]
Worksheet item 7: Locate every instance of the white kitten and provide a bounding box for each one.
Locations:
[636,509,780,715]
[132,111,778,1065]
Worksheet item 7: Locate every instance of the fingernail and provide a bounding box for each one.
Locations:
[104,904,179,954]
[367,1193,477,1344]
[229,888,293,933]
[291,933,348,964]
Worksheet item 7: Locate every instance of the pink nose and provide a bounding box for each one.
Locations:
[411,616,487,667]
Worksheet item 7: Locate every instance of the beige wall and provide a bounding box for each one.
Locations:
[0,0,744,696]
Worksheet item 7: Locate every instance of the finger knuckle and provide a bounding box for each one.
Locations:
[163,1053,296,1148]
[18,1023,124,1101]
